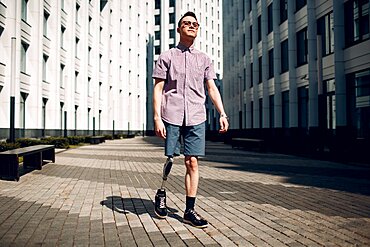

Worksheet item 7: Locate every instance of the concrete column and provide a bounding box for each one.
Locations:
[333,1,346,127]
[307,0,318,128]
[288,0,298,128]
[261,0,269,128]
[251,0,259,128]
[273,0,282,128]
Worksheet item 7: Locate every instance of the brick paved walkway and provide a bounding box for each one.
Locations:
[0,136,369,246]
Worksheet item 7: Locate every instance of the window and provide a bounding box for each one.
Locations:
[20,92,28,137]
[74,105,78,135]
[242,0,245,21]
[88,77,91,96]
[296,27,308,66]
[296,0,306,12]
[76,3,80,24]
[60,64,65,88]
[345,0,369,46]
[324,79,336,130]
[43,11,49,37]
[155,30,160,40]
[43,54,48,82]
[87,108,91,134]
[155,15,160,26]
[269,95,275,128]
[155,0,161,9]
[259,98,263,128]
[268,4,273,34]
[155,45,161,55]
[258,56,262,83]
[298,86,308,129]
[249,25,253,50]
[347,70,370,138]
[169,29,176,39]
[317,12,334,56]
[243,34,246,55]
[88,47,92,65]
[99,82,102,99]
[21,42,29,73]
[42,98,48,137]
[281,39,289,73]
[89,16,92,34]
[250,62,253,87]
[75,38,80,58]
[60,102,64,131]
[257,16,262,42]
[169,0,175,8]
[21,0,28,21]
[282,91,289,128]
[268,49,274,79]
[280,0,288,24]
[61,26,66,48]
[169,13,175,24]
[75,71,79,92]
[61,0,64,10]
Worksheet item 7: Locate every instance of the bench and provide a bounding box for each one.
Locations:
[231,138,266,152]
[0,145,55,181]
[90,136,105,144]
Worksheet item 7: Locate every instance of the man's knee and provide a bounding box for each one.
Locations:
[185,156,198,171]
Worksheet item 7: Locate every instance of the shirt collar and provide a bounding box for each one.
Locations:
[177,42,195,52]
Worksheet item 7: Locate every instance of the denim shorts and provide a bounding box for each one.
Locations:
[164,121,206,157]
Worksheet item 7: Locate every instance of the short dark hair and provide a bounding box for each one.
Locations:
[177,11,198,27]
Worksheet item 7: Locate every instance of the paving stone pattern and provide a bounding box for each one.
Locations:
[0,136,370,246]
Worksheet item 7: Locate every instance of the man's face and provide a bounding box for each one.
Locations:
[177,16,199,39]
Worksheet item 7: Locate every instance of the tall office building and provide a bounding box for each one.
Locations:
[0,0,153,139]
[147,0,224,132]
[223,0,369,156]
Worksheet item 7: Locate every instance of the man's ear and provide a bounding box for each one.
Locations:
[177,27,180,33]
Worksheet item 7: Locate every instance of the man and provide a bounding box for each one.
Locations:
[152,11,229,228]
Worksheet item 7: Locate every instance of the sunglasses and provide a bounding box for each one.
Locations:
[182,21,200,29]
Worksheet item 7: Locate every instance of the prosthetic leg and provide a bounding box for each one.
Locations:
[154,156,174,218]
[161,156,173,189]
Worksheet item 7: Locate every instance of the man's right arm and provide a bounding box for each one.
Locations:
[153,79,166,139]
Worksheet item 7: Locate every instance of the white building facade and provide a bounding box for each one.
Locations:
[0,0,153,139]
[147,0,224,133]
[223,0,369,158]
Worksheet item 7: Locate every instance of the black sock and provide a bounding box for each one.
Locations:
[185,196,196,212]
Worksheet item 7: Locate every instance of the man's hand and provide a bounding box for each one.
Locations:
[219,116,229,133]
[154,119,166,139]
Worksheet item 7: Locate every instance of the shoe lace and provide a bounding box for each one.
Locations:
[189,210,203,221]
[159,196,166,209]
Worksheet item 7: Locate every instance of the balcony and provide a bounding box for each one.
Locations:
[42,80,50,97]
[0,2,6,28]
[20,72,31,93]
[75,91,80,104]
[0,62,5,86]
[75,23,81,38]
[88,64,93,77]
[88,95,92,108]
[61,9,67,26]
[59,87,65,101]
[75,57,81,71]
[21,20,31,43]
[43,35,51,55]
[60,47,67,63]
[44,0,51,13]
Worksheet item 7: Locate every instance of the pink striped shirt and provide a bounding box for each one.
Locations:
[153,43,217,126]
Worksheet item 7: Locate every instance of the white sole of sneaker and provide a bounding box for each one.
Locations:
[183,219,208,228]
[154,210,167,219]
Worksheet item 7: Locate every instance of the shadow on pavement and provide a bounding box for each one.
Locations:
[100,196,181,221]
[143,137,370,196]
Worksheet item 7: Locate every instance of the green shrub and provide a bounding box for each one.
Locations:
[0,142,21,152]
[104,134,112,140]
[16,138,42,147]
[41,137,69,149]
[67,136,85,145]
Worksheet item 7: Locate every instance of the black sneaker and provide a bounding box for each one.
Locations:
[183,209,208,228]
[154,189,167,218]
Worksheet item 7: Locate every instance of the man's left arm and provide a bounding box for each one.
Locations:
[206,79,229,133]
